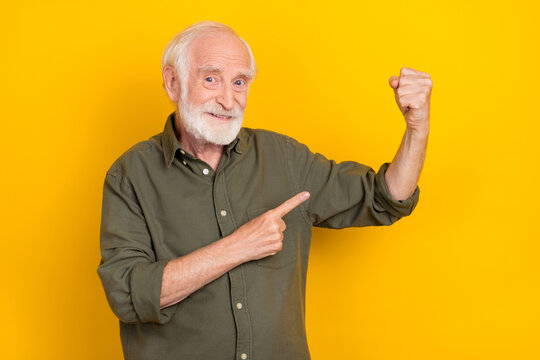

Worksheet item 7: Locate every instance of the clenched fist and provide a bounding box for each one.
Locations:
[389,67,433,133]
[228,191,310,263]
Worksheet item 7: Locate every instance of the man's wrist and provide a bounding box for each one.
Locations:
[217,232,250,268]
[406,125,430,141]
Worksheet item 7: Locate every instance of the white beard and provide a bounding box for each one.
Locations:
[178,96,244,146]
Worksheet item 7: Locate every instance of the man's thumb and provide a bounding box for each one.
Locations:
[389,75,399,90]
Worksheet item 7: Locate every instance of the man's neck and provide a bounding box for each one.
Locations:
[174,120,224,172]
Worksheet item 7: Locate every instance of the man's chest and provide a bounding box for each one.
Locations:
[131,149,302,263]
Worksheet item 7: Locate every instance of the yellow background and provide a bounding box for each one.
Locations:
[1,0,539,359]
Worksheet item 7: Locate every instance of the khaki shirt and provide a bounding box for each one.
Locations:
[97,112,420,360]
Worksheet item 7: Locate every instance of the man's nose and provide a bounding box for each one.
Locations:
[216,84,234,111]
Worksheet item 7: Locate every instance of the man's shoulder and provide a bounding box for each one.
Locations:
[105,133,163,179]
[240,127,309,154]
[240,127,301,146]
[241,127,283,138]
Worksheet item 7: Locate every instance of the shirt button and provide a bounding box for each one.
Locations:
[236,302,242,310]
[240,354,247,360]
[202,168,209,175]
[220,210,227,217]
[180,149,185,155]
[182,160,187,166]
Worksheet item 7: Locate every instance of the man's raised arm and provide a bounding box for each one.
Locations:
[385,67,432,201]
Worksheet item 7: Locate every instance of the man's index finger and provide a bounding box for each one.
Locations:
[273,191,310,218]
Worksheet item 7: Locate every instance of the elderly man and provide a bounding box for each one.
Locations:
[97,21,431,360]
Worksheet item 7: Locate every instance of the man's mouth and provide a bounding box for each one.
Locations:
[207,112,233,120]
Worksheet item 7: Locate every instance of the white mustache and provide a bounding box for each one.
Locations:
[199,103,242,118]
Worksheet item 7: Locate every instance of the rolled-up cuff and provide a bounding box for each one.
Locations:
[130,259,178,324]
[373,162,420,218]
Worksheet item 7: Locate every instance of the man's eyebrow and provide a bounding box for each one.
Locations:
[198,65,223,73]
[198,65,254,80]
[238,70,254,80]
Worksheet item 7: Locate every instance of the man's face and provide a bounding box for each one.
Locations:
[178,31,253,145]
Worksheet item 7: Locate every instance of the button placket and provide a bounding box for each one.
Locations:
[213,171,251,360]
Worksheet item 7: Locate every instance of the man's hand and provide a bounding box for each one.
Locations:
[228,191,310,262]
[389,67,433,134]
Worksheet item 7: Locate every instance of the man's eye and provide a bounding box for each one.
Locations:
[205,77,216,83]
[235,80,246,86]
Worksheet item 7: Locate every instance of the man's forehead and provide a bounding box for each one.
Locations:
[189,33,251,71]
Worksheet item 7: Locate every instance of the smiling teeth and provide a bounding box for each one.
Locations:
[211,113,230,118]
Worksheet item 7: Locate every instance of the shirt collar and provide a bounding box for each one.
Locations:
[162,111,247,168]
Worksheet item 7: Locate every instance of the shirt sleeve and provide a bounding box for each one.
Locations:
[285,136,420,228]
[97,172,178,324]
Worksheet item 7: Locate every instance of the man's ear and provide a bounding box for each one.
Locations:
[162,65,182,103]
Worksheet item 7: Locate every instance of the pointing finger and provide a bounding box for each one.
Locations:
[273,191,310,218]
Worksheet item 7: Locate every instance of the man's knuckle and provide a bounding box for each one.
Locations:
[401,67,412,76]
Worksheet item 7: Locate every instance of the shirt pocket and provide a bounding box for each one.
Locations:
[245,207,298,269]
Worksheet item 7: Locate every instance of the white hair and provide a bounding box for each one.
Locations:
[161,21,257,102]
